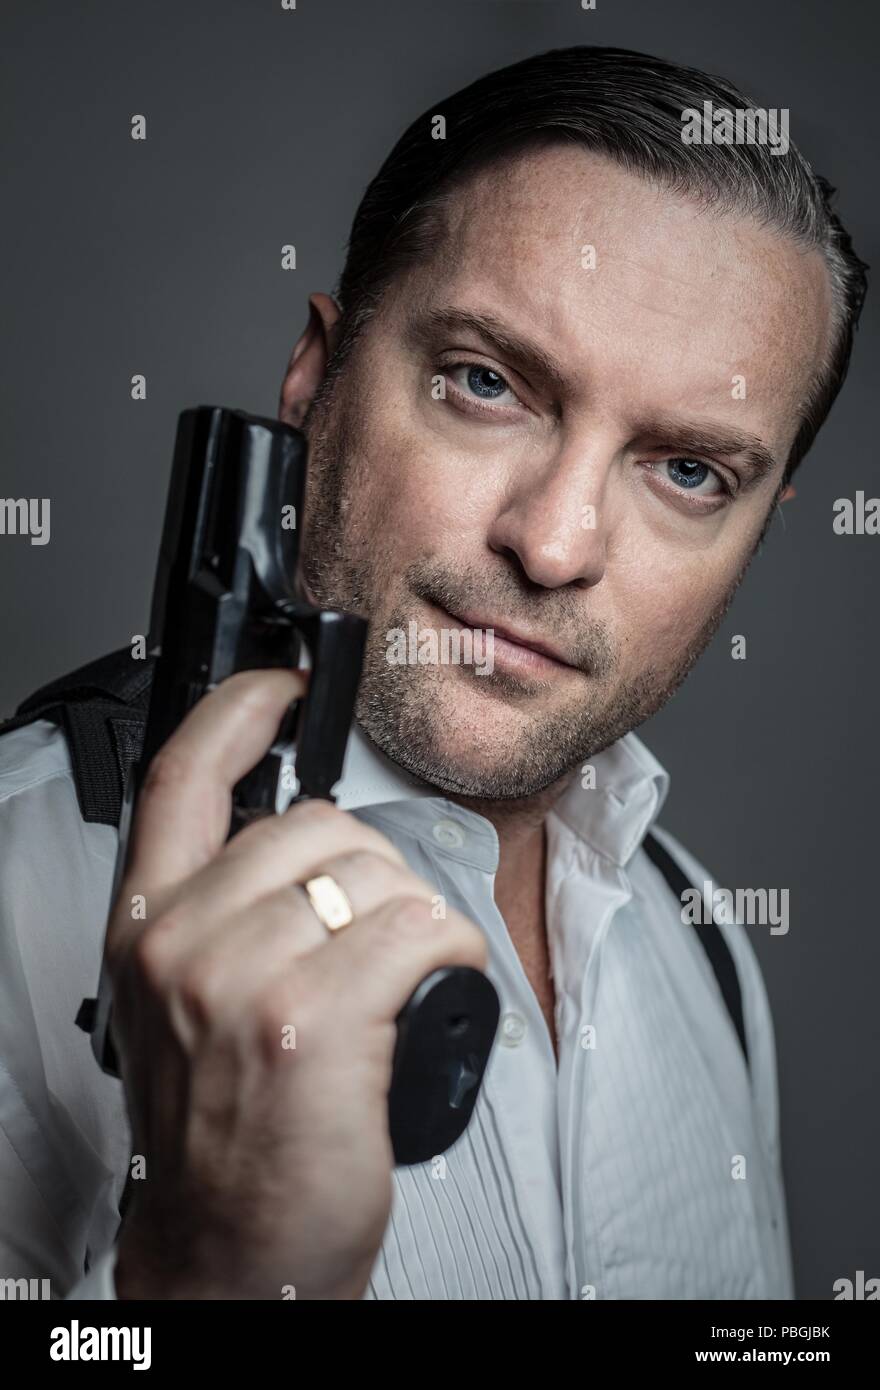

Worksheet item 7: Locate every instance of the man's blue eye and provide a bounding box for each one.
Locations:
[466,365,508,399]
[666,458,711,489]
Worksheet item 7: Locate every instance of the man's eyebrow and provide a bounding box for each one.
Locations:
[405,306,570,391]
[634,416,781,487]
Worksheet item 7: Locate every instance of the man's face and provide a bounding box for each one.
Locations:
[298,146,832,800]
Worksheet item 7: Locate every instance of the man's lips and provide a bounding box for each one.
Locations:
[441,606,576,670]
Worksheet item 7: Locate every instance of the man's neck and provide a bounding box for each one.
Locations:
[447,771,572,903]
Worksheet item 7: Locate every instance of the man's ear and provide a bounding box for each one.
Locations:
[778,484,797,502]
[278,292,342,428]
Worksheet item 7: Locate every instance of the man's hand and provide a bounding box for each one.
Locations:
[108,669,487,1300]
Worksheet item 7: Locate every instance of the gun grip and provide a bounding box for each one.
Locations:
[389,967,500,1166]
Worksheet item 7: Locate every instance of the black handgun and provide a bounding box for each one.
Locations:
[79,406,499,1165]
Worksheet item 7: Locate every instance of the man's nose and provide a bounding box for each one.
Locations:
[485,436,615,589]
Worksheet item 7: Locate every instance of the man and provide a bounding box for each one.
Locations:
[0,46,866,1300]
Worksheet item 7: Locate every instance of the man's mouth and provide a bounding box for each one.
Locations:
[437,604,577,675]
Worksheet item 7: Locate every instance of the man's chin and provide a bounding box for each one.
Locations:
[363,724,567,801]
[356,665,601,801]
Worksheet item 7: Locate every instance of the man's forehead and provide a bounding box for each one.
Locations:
[435,145,825,295]
[395,145,832,430]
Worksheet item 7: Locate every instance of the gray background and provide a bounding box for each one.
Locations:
[2,0,877,1299]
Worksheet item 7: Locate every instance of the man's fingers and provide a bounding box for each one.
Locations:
[115,879,486,1062]
[189,894,489,1068]
[291,895,490,1036]
[117,806,410,968]
[121,668,307,905]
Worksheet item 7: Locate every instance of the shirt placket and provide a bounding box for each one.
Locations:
[550,843,635,1300]
[416,804,570,1298]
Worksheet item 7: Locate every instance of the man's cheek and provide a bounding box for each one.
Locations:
[374,459,466,542]
[384,404,500,509]
[625,576,728,658]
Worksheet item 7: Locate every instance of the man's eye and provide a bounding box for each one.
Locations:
[660,457,723,495]
[450,363,517,404]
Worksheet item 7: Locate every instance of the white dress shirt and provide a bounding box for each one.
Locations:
[0,714,793,1300]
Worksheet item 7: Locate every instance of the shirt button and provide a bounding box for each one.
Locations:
[432,819,465,849]
[499,1011,527,1047]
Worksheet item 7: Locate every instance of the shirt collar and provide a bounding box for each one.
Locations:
[335,720,436,812]
[334,721,669,871]
[550,731,670,868]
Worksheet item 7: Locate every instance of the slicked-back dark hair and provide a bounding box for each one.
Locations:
[331,45,867,482]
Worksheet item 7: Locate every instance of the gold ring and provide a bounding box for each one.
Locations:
[304,874,355,933]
